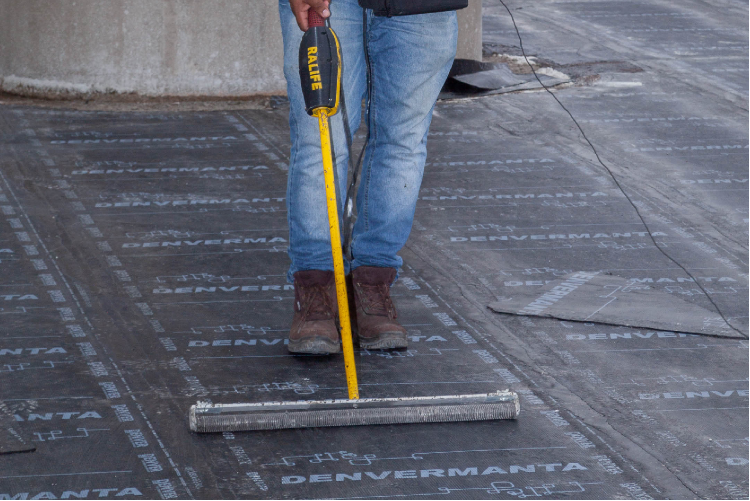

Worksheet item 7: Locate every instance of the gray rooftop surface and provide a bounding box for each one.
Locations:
[0,0,747,499]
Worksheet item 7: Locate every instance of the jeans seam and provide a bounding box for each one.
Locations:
[287,106,300,278]
[352,14,376,260]
[363,24,377,237]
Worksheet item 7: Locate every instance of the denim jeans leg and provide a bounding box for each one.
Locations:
[279,0,367,282]
[349,12,458,272]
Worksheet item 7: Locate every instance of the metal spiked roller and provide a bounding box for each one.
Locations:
[187,9,520,434]
[190,391,519,432]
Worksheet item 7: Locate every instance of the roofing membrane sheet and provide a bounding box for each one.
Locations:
[0,0,747,498]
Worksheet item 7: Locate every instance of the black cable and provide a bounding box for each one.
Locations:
[497,0,747,339]
[342,9,373,260]
[324,11,367,261]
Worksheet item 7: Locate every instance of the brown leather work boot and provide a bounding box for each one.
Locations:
[351,266,408,350]
[288,270,341,355]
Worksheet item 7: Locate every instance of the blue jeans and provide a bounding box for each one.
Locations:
[279,0,457,281]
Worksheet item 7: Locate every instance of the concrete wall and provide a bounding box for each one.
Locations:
[456,0,483,62]
[0,0,286,98]
[0,0,481,99]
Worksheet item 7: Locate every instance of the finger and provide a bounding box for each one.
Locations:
[307,0,330,18]
[292,1,310,31]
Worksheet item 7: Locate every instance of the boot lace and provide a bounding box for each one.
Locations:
[358,283,396,317]
[301,284,334,320]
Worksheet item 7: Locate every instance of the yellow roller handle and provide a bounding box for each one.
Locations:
[314,109,359,400]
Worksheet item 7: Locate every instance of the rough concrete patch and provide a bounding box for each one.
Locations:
[480,47,641,91]
[486,53,548,74]
[483,42,523,58]
[535,67,570,80]
[554,60,644,79]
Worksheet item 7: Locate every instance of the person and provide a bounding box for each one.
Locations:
[280,0,458,354]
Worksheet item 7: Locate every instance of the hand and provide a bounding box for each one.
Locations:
[289,0,331,31]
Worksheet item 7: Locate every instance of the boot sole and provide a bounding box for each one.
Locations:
[288,337,341,355]
[357,332,408,350]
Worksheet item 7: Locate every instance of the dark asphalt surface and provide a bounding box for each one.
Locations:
[0,0,747,499]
